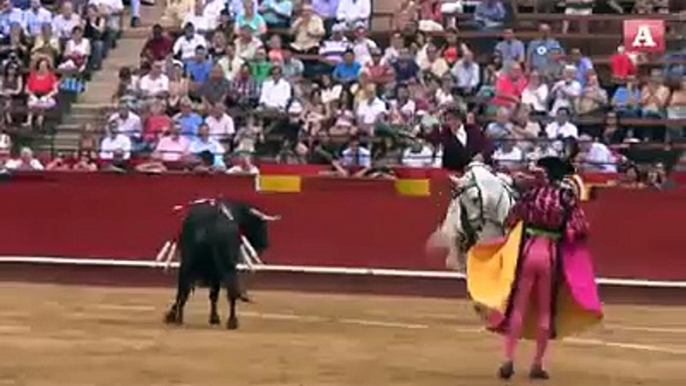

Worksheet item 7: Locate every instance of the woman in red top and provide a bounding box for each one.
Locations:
[26,58,59,129]
[491,61,528,110]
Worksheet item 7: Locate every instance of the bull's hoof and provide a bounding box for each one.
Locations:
[164,310,182,325]
[227,318,239,330]
[209,313,221,325]
[239,293,252,303]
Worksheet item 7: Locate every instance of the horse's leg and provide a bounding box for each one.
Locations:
[208,283,221,325]
[225,271,240,330]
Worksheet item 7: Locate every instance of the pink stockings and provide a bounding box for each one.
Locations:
[504,236,555,367]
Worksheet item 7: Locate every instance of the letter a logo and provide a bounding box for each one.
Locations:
[632,26,656,47]
[624,20,665,54]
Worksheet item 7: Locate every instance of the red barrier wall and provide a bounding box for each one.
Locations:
[0,173,684,281]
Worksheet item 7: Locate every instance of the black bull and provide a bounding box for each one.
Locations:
[163,200,271,330]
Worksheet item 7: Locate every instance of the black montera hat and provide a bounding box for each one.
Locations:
[536,156,574,181]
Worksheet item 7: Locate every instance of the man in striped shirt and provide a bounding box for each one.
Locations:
[318,23,350,65]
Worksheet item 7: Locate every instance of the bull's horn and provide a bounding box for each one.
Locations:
[249,208,281,221]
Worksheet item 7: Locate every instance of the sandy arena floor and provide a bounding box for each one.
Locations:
[0,283,685,386]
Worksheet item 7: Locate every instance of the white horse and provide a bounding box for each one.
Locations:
[426,161,517,272]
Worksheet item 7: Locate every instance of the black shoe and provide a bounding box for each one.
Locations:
[498,361,514,380]
[529,365,550,380]
[130,17,140,28]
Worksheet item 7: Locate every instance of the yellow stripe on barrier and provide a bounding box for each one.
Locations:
[395,179,431,196]
[258,175,302,193]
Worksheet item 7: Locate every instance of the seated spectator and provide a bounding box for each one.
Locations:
[139,60,170,100]
[435,75,456,107]
[550,65,582,115]
[260,0,293,29]
[143,99,171,144]
[90,0,124,44]
[229,0,257,19]
[612,75,641,117]
[234,114,263,152]
[197,65,231,107]
[493,140,523,170]
[387,84,415,126]
[152,122,190,162]
[392,48,420,85]
[473,0,506,30]
[0,61,23,126]
[185,45,213,86]
[217,42,243,80]
[569,48,594,86]
[259,65,291,111]
[351,23,377,66]
[289,4,324,55]
[205,101,235,142]
[576,72,608,116]
[382,32,405,65]
[99,121,132,160]
[319,23,350,64]
[25,0,53,37]
[363,48,394,86]
[545,107,578,140]
[173,23,207,61]
[491,60,526,109]
[418,43,449,79]
[189,123,225,167]
[667,77,686,139]
[607,163,644,189]
[610,45,637,83]
[526,24,564,78]
[640,70,670,118]
[337,135,372,176]
[235,0,267,36]
[141,24,174,64]
[227,152,260,175]
[451,50,480,95]
[228,63,261,107]
[332,49,361,85]
[249,47,272,83]
[203,0,228,28]
[562,0,594,34]
[208,30,228,59]
[510,104,541,151]
[173,97,203,137]
[521,70,548,115]
[109,102,142,140]
[167,61,190,112]
[72,150,98,171]
[234,25,263,62]
[78,123,98,153]
[494,29,525,64]
[417,0,442,32]
[355,84,386,132]
[31,23,61,68]
[280,47,304,81]
[51,1,81,42]
[336,0,370,29]
[401,139,434,168]
[6,147,44,170]
[83,4,106,71]
[0,23,29,66]
[183,0,217,34]
[25,58,59,129]
[58,25,90,73]
[484,107,513,140]
[578,134,616,172]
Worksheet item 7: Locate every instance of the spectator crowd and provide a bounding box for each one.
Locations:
[0,0,684,187]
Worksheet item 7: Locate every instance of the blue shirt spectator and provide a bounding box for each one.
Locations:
[11,0,29,10]
[311,0,339,19]
[0,7,26,35]
[612,78,642,115]
[527,25,565,76]
[473,0,506,29]
[570,49,594,86]
[189,124,226,167]
[184,46,213,83]
[260,0,292,27]
[332,51,361,84]
[24,2,52,36]
[174,102,204,138]
[494,29,525,63]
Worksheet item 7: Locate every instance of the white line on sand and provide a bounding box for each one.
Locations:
[89,304,685,355]
[604,325,686,334]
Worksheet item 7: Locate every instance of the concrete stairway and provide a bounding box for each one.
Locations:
[46,5,165,153]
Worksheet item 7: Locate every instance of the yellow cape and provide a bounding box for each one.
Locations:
[467,222,602,339]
